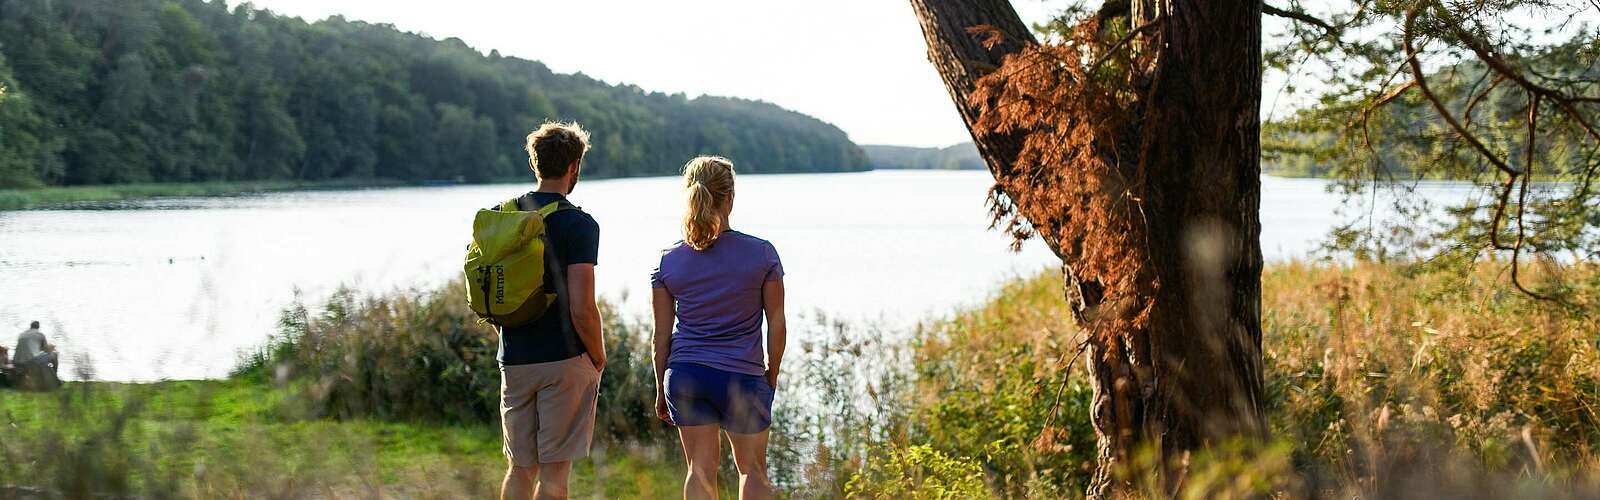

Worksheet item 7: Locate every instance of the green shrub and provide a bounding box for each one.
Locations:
[844,445,990,499]
[235,286,501,423]
[0,190,30,210]
[236,283,674,446]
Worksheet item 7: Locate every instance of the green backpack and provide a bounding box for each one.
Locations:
[463,195,573,327]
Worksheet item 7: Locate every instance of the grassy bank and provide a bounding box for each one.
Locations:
[3,261,1598,497]
[0,378,681,500]
[0,379,685,498]
[0,179,407,210]
[841,260,1600,498]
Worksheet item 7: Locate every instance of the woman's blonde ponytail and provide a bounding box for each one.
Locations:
[682,156,736,251]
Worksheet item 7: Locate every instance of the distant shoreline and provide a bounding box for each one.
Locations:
[0,168,884,211]
[7,170,1470,211]
[0,179,409,211]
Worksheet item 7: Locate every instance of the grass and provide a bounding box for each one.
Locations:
[4,260,1599,498]
[841,259,1600,498]
[0,378,684,498]
[0,179,407,210]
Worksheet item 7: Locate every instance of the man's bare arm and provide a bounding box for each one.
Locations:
[566,263,605,370]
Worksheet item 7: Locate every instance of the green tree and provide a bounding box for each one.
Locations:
[0,0,869,189]
[912,0,1597,496]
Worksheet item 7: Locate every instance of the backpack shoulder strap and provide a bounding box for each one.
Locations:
[535,199,580,217]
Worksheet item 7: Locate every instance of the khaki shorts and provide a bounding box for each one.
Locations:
[500,353,601,466]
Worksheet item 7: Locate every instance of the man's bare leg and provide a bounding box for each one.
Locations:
[503,463,539,500]
[535,461,572,500]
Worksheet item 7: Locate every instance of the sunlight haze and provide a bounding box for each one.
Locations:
[239,0,1064,148]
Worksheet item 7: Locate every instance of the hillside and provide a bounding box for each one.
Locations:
[862,142,984,170]
[0,0,869,189]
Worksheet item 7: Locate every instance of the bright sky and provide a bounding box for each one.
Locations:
[240,0,1064,148]
[236,0,1595,148]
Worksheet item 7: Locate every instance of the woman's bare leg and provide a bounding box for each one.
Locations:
[726,430,772,500]
[679,425,721,500]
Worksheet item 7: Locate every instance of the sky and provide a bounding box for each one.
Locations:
[236,0,1596,148]
[240,0,1064,148]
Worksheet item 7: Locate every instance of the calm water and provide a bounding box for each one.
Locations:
[0,171,1478,381]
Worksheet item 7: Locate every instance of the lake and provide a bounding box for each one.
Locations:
[0,171,1479,381]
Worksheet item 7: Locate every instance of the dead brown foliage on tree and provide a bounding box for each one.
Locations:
[968,18,1161,343]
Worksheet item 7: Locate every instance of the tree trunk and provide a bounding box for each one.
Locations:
[910,0,1267,496]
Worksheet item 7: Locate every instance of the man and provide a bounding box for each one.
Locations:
[13,321,57,389]
[14,321,49,367]
[498,122,606,500]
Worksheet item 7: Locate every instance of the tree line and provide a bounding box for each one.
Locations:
[0,0,869,189]
[861,142,983,170]
[1264,50,1597,180]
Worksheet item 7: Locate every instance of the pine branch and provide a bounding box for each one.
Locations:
[1263,3,1338,37]
[1403,9,1520,178]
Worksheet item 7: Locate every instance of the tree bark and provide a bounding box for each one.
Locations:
[907,0,1035,185]
[910,0,1267,496]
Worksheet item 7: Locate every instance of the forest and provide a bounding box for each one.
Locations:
[0,0,869,189]
[862,142,984,170]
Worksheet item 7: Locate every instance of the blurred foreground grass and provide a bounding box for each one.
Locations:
[0,379,682,498]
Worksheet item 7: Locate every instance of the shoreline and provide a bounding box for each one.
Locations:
[0,171,1494,211]
[0,167,878,211]
[0,179,408,210]
[1,169,1497,211]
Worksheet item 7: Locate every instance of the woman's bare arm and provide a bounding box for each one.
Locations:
[762,278,787,388]
[651,287,676,412]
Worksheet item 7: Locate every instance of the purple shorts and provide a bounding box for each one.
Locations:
[664,362,775,434]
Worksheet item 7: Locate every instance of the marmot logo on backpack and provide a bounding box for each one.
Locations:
[494,265,506,304]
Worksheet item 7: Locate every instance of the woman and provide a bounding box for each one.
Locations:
[652,156,787,500]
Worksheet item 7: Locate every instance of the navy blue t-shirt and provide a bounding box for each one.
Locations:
[497,191,600,366]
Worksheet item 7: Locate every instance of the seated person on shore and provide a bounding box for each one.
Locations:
[13,321,58,379]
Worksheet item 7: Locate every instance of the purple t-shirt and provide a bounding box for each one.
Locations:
[651,230,784,376]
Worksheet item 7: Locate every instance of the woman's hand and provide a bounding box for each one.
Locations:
[655,392,672,423]
[765,368,779,390]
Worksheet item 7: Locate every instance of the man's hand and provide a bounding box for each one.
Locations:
[655,392,672,423]
[591,354,606,372]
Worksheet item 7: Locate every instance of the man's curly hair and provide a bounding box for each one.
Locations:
[525,121,591,179]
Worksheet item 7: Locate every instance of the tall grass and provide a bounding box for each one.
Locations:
[1263,261,1600,498]
[841,260,1600,498]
